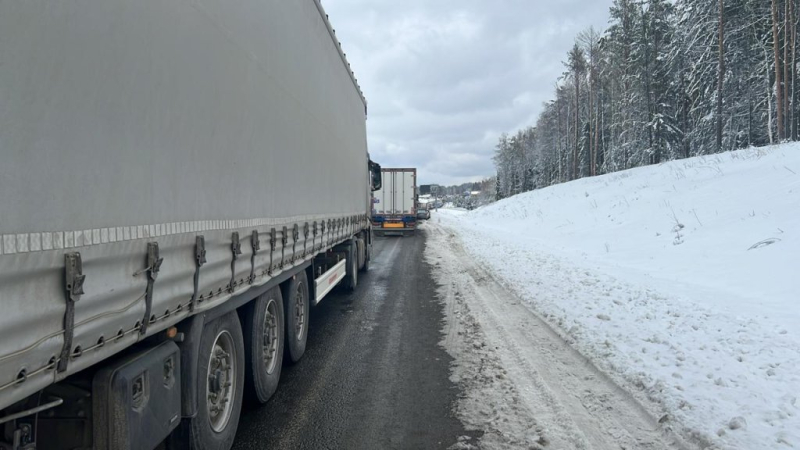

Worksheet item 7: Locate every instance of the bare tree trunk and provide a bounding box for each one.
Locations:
[763,37,776,144]
[679,59,691,158]
[621,80,629,168]
[556,90,563,182]
[588,70,595,176]
[748,95,753,146]
[592,99,600,176]
[653,9,662,164]
[599,94,605,171]
[792,0,798,140]
[786,0,792,138]
[574,80,580,180]
[716,0,725,152]
[774,0,785,141]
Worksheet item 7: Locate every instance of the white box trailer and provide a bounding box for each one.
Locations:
[372,168,418,236]
[0,1,381,449]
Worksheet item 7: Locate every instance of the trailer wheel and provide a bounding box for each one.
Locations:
[283,271,309,363]
[360,239,371,273]
[190,312,244,450]
[345,241,358,291]
[242,287,284,404]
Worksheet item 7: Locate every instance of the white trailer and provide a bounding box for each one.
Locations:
[0,2,381,449]
[372,168,418,236]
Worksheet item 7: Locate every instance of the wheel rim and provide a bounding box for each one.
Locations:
[294,283,306,341]
[262,299,279,375]
[207,330,236,433]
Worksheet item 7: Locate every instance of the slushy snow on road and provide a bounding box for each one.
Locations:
[428,145,799,450]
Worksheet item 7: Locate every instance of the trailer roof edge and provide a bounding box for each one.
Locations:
[312,0,368,115]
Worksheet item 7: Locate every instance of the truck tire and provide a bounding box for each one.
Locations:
[242,287,284,404]
[189,312,245,450]
[283,271,309,363]
[345,241,358,291]
[360,240,370,273]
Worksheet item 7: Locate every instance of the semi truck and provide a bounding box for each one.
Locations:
[0,2,380,449]
[371,168,418,236]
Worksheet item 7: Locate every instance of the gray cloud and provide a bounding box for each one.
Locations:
[322,0,613,185]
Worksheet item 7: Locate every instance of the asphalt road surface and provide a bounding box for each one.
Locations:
[233,231,476,450]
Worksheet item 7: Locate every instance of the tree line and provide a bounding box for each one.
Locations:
[494,0,798,199]
[434,178,496,197]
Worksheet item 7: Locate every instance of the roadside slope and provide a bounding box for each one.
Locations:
[433,146,799,450]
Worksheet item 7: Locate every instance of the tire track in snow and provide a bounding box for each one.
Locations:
[425,223,693,450]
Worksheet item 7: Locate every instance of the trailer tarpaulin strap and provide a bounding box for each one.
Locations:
[141,242,163,336]
[269,228,277,275]
[292,224,299,263]
[250,230,259,284]
[303,222,309,257]
[191,235,206,311]
[280,226,288,269]
[313,221,318,252]
[229,232,242,293]
[59,252,85,372]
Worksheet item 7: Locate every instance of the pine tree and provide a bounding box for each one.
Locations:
[566,44,587,179]
[717,0,726,152]
[492,0,797,195]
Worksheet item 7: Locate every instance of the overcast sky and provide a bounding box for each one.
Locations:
[322,0,614,186]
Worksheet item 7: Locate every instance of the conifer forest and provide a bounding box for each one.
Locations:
[494,0,799,198]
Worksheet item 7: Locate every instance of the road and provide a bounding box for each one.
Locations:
[232,221,692,450]
[232,231,477,450]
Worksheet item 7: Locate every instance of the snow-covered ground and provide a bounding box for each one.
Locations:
[426,225,691,450]
[429,145,799,450]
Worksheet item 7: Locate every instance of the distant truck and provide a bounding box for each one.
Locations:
[372,168,418,236]
[0,2,381,450]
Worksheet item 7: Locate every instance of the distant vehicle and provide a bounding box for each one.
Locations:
[373,168,418,236]
[417,209,431,220]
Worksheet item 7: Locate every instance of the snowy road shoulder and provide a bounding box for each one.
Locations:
[424,223,691,450]
[427,145,799,450]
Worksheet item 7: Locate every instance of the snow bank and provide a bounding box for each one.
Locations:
[438,145,800,449]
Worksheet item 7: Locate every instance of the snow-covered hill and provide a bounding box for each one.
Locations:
[437,145,799,449]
